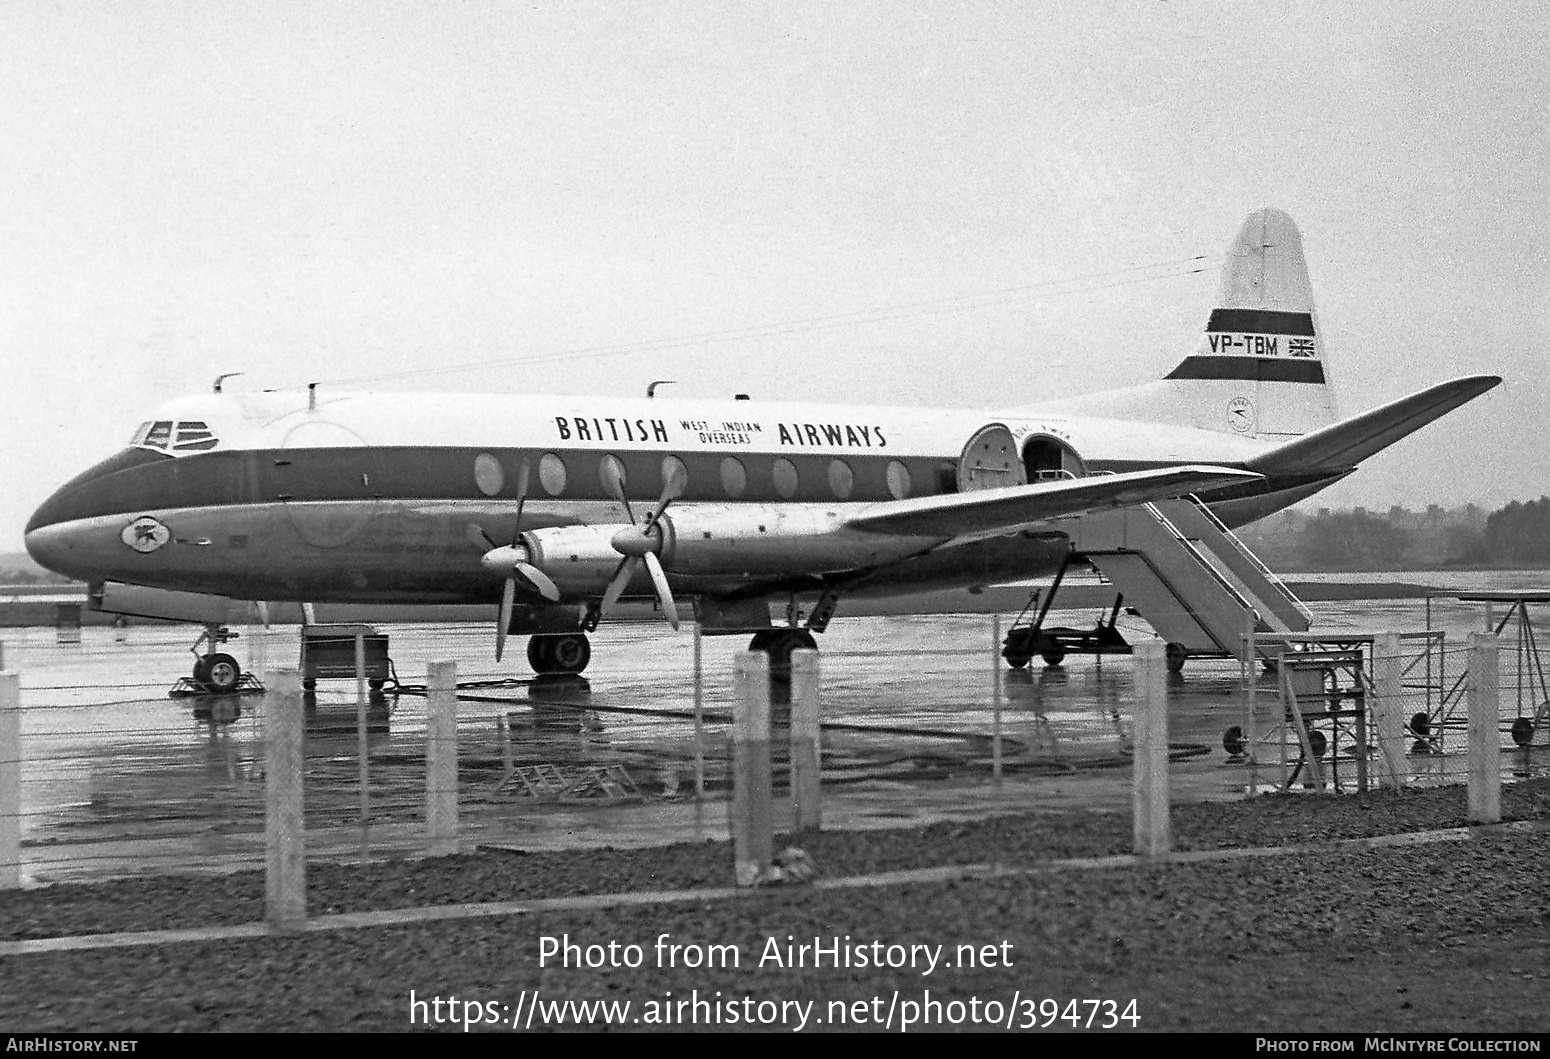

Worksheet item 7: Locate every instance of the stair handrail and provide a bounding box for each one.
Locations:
[1182,494,1315,625]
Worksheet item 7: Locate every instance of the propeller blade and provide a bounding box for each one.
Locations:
[643,461,689,531]
[642,551,679,631]
[496,577,515,662]
[511,458,531,542]
[467,523,497,550]
[600,556,640,614]
[599,456,635,524]
[514,562,561,603]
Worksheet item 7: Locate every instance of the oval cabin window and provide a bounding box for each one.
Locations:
[886,460,912,500]
[772,457,799,499]
[539,453,568,496]
[827,459,855,500]
[720,457,747,498]
[474,453,505,497]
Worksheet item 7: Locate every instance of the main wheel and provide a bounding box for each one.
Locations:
[527,634,591,675]
[1040,648,1066,667]
[200,652,242,694]
[526,636,554,673]
[549,633,591,674]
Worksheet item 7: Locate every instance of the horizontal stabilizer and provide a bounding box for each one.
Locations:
[1247,375,1501,475]
[848,465,1263,538]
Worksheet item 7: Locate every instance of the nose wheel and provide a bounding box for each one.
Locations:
[187,624,245,695]
[192,652,244,695]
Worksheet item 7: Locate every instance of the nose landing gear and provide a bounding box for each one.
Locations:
[193,650,243,695]
[169,623,261,700]
[190,624,244,694]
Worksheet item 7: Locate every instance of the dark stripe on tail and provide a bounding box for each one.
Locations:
[1166,356,1326,383]
[1205,309,1315,336]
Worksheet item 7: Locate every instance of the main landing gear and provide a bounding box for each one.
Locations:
[527,632,592,676]
[747,628,820,704]
[747,627,819,664]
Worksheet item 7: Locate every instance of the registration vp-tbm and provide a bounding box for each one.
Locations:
[24,209,1500,693]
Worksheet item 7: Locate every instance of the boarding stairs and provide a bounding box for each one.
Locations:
[1065,495,1312,663]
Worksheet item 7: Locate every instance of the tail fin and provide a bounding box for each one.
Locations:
[1034,207,1339,440]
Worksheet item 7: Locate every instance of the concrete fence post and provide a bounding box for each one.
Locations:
[789,648,821,834]
[0,672,20,889]
[1371,632,1407,790]
[732,651,773,886]
[1132,640,1171,857]
[265,668,307,930]
[1467,633,1501,824]
[693,623,705,800]
[426,660,459,856]
[991,614,1003,785]
[355,633,370,864]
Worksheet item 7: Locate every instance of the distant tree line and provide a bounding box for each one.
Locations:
[1234,498,1550,571]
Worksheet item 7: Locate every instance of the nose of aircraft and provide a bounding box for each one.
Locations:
[24,519,84,581]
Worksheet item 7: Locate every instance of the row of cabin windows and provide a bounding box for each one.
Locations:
[475,452,917,501]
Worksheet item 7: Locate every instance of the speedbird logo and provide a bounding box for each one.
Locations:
[120,516,171,553]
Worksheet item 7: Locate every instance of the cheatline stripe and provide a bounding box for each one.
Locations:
[1205,309,1315,336]
[1165,356,1326,384]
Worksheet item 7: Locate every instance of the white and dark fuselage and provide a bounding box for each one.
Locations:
[24,388,1315,611]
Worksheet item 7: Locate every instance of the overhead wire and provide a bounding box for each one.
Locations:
[312,253,1214,389]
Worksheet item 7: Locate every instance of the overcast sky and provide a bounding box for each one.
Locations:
[4,1,1547,551]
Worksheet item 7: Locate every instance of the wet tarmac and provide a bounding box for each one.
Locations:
[3,570,1549,885]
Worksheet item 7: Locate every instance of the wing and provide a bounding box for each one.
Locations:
[845,465,1264,538]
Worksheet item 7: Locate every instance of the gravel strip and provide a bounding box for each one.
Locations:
[3,779,1547,943]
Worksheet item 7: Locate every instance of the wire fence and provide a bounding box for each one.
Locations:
[2,604,1548,887]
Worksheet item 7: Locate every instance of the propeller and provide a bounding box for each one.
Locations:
[598,461,687,630]
[466,459,559,661]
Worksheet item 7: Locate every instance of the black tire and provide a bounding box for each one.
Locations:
[1004,653,1030,670]
[527,636,555,674]
[200,653,242,695]
[549,634,591,674]
[1511,717,1534,747]
[1040,649,1066,667]
[1165,642,1187,673]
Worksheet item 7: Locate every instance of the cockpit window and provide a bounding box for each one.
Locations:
[143,421,174,449]
[173,421,218,451]
[132,419,219,455]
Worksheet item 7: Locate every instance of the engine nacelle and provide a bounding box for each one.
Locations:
[520,525,629,597]
[656,506,922,576]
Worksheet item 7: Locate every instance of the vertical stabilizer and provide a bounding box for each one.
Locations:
[1032,208,1339,440]
[1164,207,1337,438]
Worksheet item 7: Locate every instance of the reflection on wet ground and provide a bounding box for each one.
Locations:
[3,583,1548,884]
